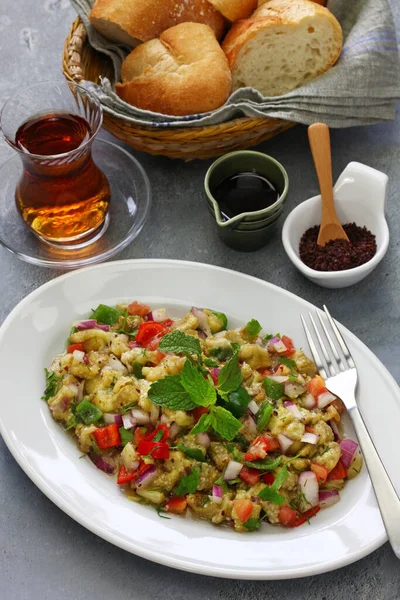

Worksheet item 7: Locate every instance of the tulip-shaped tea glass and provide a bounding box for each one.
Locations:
[0,81,110,245]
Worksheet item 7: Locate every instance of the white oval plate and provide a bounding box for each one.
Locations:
[0,260,398,580]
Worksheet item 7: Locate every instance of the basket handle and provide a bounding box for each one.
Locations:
[63,18,86,83]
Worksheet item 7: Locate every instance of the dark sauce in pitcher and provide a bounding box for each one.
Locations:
[213,171,279,221]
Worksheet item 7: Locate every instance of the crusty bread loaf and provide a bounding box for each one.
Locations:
[89,0,226,46]
[258,0,326,5]
[223,0,342,97]
[115,23,232,116]
[207,0,258,22]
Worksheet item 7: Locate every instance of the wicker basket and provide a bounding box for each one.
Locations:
[62,18,295,160]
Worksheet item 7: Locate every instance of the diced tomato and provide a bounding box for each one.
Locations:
[280,335,295,356]
[67,342,84,353]
[136,322,167,347]
[327,459,347,481]
[137,440,170,459]
[331,398,345,415]
[146,424,170,443]
[192,406,209,423]
[293,506,320,527]
[164,496,188,514]
[239,466,261,486]
[209,370,219,385]
[311,462,329,485]
[244,435,279,461]
[117,465,137,485]
[260,368,273,377]
[232,498,253,523]
[263,434,280,451]
[92,424,121,449]
[162,319,173,327]
[305,426,315,433]
[263,472,275,486]
[307,375,328,399]
[134,427,150,446]
[128,301,150,317]
[279,506,298,527]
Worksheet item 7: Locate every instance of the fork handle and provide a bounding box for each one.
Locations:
[350,405,400,558]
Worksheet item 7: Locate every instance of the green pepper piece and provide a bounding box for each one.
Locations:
[223,387,252,419]
[75,399,103,425]
[90,304,123,326]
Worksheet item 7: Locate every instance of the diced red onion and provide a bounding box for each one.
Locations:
[131,407,150,425]
[284,400,303,420]
[104,413,124,427]
[284,381,306,399]
[127,460,140,473]
[191,307,211,335]
[196,432,211,448]
[72,349,85,363]
[301,432,320,444]
[317,391,336,409]
[340,438,359,469]
[67,383,79,396]
[210,367,221,381]
[136,465,157,488]
[104,355,126,373]
[329,420,341,441]
[248,400,259,415]
[150,308,168,323]
[223,460,243,481]
[49,396,70,413]
[267,375,289,383]
[169,422,181,439]
[89,453,115,474]
[122,413,136,429]
[268,336,287,353]
[150,404,160,426]
[245,414,258,437]
[76,320,110,332]
[210,485,223,504]
[319,489,340,508]
[298,471,319,508]
[128,341,141,349]
[198,330,207,339]
[278,433,293,452]
[77,380,85,401]
[302,393,317,409]
[160,414,169,424]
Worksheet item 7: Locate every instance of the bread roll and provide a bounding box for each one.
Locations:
[258,0,326,5]
[90,0,226,46]
[207,0,258,22]
[115,23,232,116]
[223,0,342,97]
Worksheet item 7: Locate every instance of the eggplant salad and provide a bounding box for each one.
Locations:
[43,301,362,532]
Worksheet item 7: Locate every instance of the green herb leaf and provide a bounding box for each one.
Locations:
[152,429,164,442]
[65,416,77,430]
[279,357,297,369]
[211,406,242,441]
[243,456,283,471]
[119,427,134,447]
[177,443,205,462]
[217,352,242,396]
[156,506,170,519]
[207,310,228,332]
[75,399,103,425]
[264,378,284,402]
[174,466,201,497]
[190,412,213,435]
[148,375,196,410]
[68,326,78,345]
[263,333,273,343]
[243,518,260,532]
[258,487,285,505]
[257,402,274,431]
[90,304,123,326]
[203,357,219,368]
[180,359,217,407]
[245,318,262,339]
[41,369,63,401]
[158,331,202,356]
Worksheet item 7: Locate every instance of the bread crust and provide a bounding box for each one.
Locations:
[90,0,227,44]
[115,23,232,116]
[207,0,257,22]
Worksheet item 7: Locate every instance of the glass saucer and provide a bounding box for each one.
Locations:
[0,139,151,269]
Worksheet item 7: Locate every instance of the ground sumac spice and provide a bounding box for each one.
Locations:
[299,223,376,271]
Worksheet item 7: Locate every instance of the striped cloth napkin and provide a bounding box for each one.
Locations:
[71,0,400,128]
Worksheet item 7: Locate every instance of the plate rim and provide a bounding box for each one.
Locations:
[0,258,391,579]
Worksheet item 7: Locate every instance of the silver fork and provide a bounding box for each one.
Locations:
[302,305,400,559]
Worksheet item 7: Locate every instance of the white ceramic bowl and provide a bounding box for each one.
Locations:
[282,162,389,288]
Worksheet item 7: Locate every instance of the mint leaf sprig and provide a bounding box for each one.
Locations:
[190,405,242,441]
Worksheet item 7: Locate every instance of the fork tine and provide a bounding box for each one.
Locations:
[316,311,345,372]
[301,315,328,380]
[323,305,355,369]
[309,312,337,377]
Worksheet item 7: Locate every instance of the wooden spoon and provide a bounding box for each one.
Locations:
[308,123,349,246]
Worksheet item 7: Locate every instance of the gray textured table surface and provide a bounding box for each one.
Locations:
[1,2,400,599]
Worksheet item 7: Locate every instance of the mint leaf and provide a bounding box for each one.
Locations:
[264,378,284,402]
[190,412,213,435]
[243,456,283,471]
[258,487,285,505]
[271,464,290,491]
[90,304,122,325]
[119,427,134,447]
[203,357,219,368]
[263,333,273,343]
[245,319,262,339]
[158,331,201,356]
[279,357,297,369]
[211,406,242,441]
[207,310,228,332]
[42,369,63,401]
[217,352,242,396]
[243,518,260,532]
[148,375,196,410]
[180,359,216,407]
[257,402,274,431]
[174,466,201,496]
[177,443,205,462]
